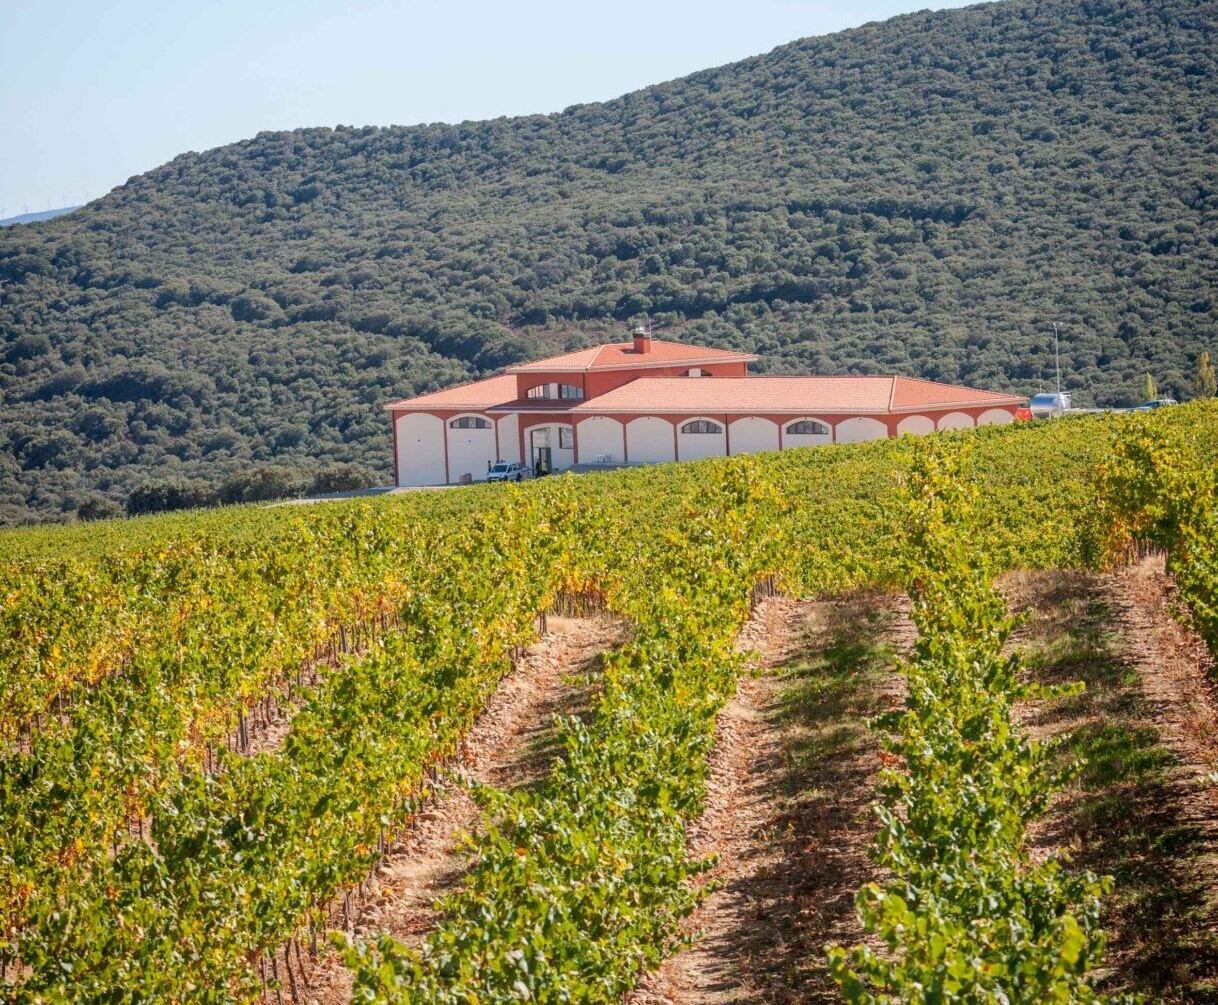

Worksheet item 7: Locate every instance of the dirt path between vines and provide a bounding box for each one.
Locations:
[1099,557,1218,1000]
[1007,563,1218,1002]
[303,615,624,1005]
[1109,555,1218,790]
[630,593,913,1005]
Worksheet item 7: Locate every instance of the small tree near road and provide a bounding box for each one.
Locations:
[1194,350,1216,399]
[1140,372,1158,402]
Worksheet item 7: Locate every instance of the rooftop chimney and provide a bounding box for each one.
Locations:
[632,324,652,354]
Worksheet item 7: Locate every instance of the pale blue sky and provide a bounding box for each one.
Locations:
[0,1,978,216]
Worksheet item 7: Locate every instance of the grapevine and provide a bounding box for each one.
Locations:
[0,402,1214,1001]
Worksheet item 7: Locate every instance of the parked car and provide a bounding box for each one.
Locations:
[1028,392,1071,419]
[486,461,531,483]
[1130,398,1178,411]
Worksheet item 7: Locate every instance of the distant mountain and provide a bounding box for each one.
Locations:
[1,0,1216,525]
[0,206,80,227]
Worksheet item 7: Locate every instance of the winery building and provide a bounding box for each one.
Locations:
[385,331,1025,487]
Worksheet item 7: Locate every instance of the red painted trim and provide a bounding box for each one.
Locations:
[493,417,501,462]
[673,421,679,461]
[390,410,400,486]
[572,420,580,464]
[621,419,628,463]
[724,413,731,455]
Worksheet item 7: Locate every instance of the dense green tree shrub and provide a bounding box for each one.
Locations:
[1,0,1216,524]
[75,494,123,522]
[126,478,213,516]
[217,466,308,504]
[308,463,379,495]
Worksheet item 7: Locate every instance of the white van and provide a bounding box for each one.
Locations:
[486,461,532,483]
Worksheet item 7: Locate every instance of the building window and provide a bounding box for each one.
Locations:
[527,382,584,400]
[680,419,723,434]
[786,419,828,436]
[450,416,491,429]
[558,427,574,449]
[684,368,707,377]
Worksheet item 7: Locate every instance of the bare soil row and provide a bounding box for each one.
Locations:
[286,557,1218,1004]
[301,614,624,1003]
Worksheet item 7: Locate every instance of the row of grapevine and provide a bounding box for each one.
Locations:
[3,492,579,1000]
[0,482,521,746]
[341,410,1218,1005]
[828,444,1126,1004]
[0,514,403,742]
[1087,417,1218,658]
[1,402,1215,1001]
[342,463,781,1002]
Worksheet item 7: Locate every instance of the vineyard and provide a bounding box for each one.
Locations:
[2,403,1217,1004]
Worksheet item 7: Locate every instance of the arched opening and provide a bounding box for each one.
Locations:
[782,417,832,449]
[896,414,934,437]
[526,422,575,474]
[576,417,624,464]
[677,417,727,461]
[395,413,446,486]
[729,417,779,456]
[835,417,889,444]
[937,411,974,431]
[626,417,675,464]
[447,414,497,483]
[977,408,1014,426]
[680,419,723,434]
[785,419,829,436]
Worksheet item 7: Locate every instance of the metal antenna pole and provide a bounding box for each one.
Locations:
[1053,322,1062,396]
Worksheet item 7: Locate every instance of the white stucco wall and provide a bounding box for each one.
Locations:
[677,418,728,461]
[555,424,575,471]
[938,411,974,431]
[496,414,521,464]
[977,408,1014,426]
[728,417,779,456]
[626,417,675,464]
[446,415,498,483]
[782,417,832,449]
[576,417,625,464]
[395,413,446,487]
[835,417,889,444]
[896,414,935,437]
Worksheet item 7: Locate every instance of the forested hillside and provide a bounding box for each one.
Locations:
[1,0,1216,523]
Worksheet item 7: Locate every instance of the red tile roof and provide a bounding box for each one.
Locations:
[567,376,1023,415]
[384,374,518,411]
[383,340,1024,418]
[889,375,1024,410]
[506,338,755,373]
